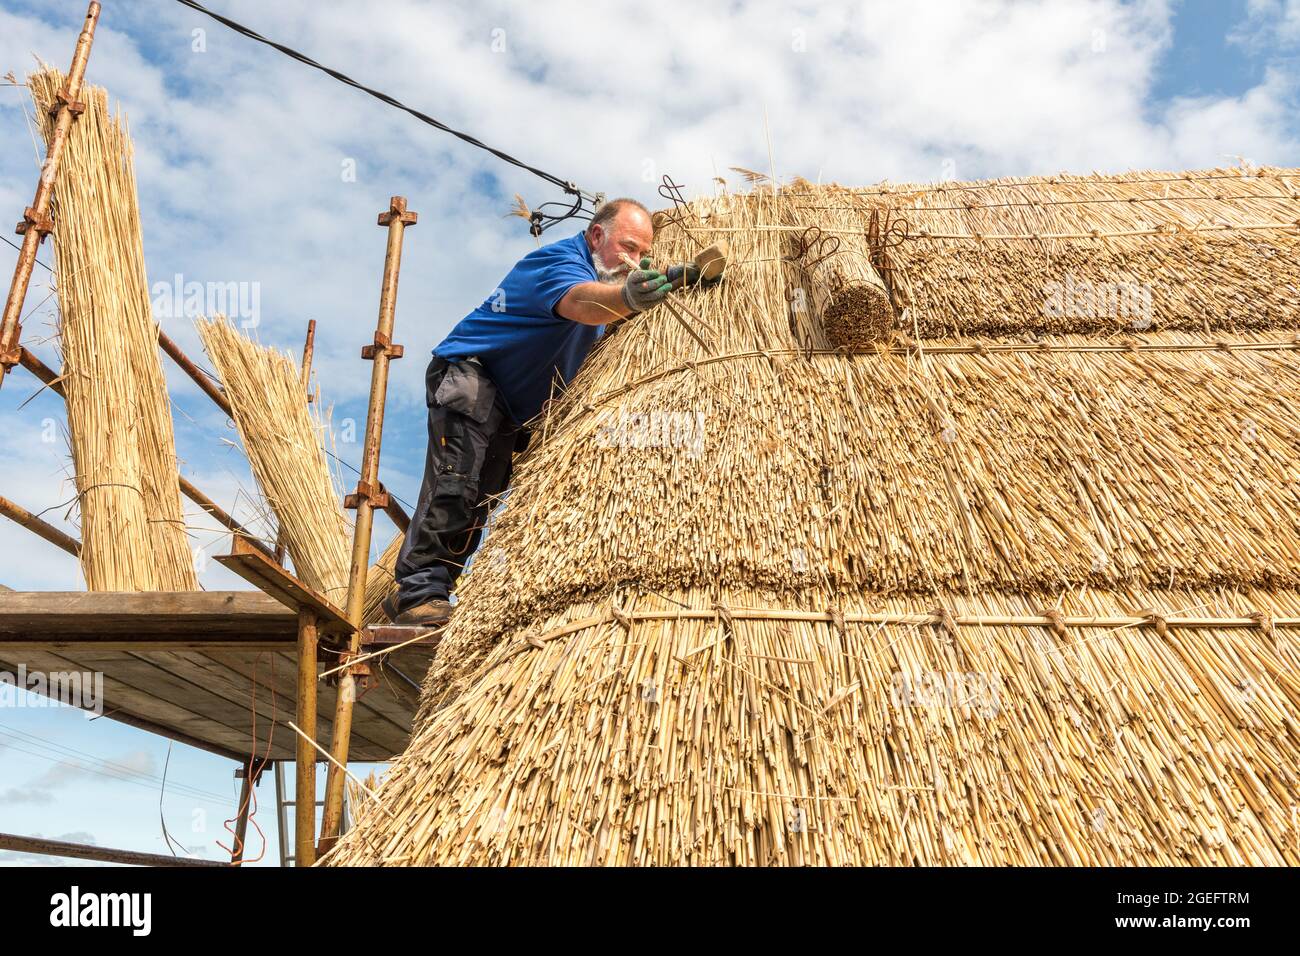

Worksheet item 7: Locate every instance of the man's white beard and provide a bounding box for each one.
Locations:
[591,249,627,285]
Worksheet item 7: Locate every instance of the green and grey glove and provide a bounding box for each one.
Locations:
[622,258,672,313]
[664,262,721,290]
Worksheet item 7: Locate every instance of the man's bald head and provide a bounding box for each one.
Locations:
[587,198,654,279]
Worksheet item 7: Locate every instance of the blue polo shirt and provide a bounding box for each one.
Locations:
[434,230,605,424]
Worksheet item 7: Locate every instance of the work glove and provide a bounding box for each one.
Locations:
[664,262,721,290]
[621,258,672,313]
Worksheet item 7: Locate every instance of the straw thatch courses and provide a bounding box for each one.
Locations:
[324,166,1300,866]
[30,70,195,591]
[197,316,352,604]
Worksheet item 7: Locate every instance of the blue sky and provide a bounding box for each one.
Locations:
[1,0,1298,865]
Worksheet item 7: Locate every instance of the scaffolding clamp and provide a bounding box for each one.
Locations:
[344,479,390,511]
[15,207,54,240]
[0,326,22,369]
[377,197,418,228]
[361,330,403,361]
[48,89,87,119]
[333,649,373,688]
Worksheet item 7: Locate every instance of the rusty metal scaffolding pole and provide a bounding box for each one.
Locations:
[295,608,319,866]
[157,328,232,417]
[0,832,225,868]
[317,196,416,854]
[0,2,101,394]
[0,493,81,557]
[230,758,266,866]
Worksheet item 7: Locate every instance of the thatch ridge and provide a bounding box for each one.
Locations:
[787,169,1300,340]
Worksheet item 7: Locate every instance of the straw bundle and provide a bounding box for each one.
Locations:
[30,70,195,591]
[196,317,351,603]
[780,206,895,350]
[344,770,379,814]
[325,167,1300,866]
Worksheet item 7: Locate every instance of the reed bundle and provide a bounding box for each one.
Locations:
[196,317,351,604]
[324,167,1300,866]
[30,70,194,591]
[778,210,894,350]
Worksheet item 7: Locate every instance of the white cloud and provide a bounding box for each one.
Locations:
[1,748,157,803]
[1236,0,1300,46]
[1163,66,1299,170]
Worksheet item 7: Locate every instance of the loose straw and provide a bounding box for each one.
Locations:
[286,721,393,818]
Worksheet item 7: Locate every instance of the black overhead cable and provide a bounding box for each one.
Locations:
[173,0,604,235]
[2,234,52,271]
[324,445,416,514]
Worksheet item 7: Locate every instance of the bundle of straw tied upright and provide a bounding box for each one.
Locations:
[195,317,406,615]
[30,68,194,591]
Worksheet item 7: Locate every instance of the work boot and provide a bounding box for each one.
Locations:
[381,595,453,627]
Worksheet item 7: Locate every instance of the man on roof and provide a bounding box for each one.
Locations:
[384,197,708,625]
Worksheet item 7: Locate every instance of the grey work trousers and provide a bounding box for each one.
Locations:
[391,355,525,612]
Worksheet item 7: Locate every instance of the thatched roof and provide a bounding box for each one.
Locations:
[325,166,1300,865]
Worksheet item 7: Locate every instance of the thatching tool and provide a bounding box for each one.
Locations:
[617,241,728,286]
[691,240,729,283]
[619,245,726,353]
[655,173,703,242]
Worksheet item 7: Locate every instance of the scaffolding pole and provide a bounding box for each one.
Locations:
[0,2,101,394]
[317,196,416,854]
[0,831,225,867]
[295,607,319,866]
[229,757,268,866]
[0,493,81,557]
